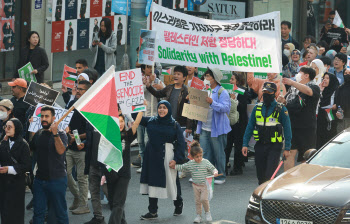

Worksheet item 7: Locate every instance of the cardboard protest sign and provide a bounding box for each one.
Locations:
[164,74,174,86]
[115,69,145,114]
[62,65,77,89]
[18,62,37,83]
[182,103,208,122]
[190,77,205,90]
[151,3,282,73]
[24,82,60,106]
[138,29,157,65]
[188,87,209,108]
[28,103,74,133]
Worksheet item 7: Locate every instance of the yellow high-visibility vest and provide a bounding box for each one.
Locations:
[253,103,283,143]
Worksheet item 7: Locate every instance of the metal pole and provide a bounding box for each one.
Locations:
[125,0,129,54]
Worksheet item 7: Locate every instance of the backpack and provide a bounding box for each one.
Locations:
[218,87,239,126]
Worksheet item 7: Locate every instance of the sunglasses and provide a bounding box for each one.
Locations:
[292,51,300,55]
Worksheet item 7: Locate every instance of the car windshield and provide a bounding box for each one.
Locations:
[309,133,350,168]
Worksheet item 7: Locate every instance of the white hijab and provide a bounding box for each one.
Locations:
[311,59,325,85]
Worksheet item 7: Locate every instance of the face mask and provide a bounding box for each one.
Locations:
[263,93,275,106]
[295,73,302,83]
[204,79,211,88]
[344,75,350,83]
[0,111,8,120]
[283,49,291,57]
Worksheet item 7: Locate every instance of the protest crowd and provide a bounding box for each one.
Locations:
[1,6,350,224]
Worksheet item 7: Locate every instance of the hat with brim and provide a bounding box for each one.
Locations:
[262,82,277,93]
[8,78,28,88]
[207,67,223,84]
[0,99,14,110]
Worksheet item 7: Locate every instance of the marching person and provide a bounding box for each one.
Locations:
[242,82,292,185]
[139,100,186,220]
[196,68,231,184]
[281,67,320,170]
[8,78,30,128]
[31,106,69,223]
[225,72,249,176]
[316,73,339,149]
[0,118,31,224]
[103,107,144,224]
[0,99,14,140]
[171,141,218,223]
[66,80,91,215]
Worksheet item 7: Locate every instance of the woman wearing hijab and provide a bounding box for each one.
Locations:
[0,118,31,224]
[91,17,117,76]
[139,100,186,220]
[310,59,326,85]
[316,73,339,149]
[283,43,295,62]
[286,49,302,78]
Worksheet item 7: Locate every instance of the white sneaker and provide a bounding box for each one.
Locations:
[205,212,212,221]
[214,179,225,185]
[193,214,201,223]
[189,178,193,182]
[137,168,142,173]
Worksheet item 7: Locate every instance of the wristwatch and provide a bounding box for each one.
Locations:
[53,133,59,137]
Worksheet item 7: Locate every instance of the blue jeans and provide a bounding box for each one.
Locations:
[33,177,69,224]
[199,129,227,180]
[137,125,148,164]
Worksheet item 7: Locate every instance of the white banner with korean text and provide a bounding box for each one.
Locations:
[150,3,282,73]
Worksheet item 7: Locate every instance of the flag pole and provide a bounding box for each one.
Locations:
[56,106,75,125]
[151,62,155,116]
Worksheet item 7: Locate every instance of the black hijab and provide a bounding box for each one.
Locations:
[150,100,175,126]
[320,73,339,107]
[7,118,23,141]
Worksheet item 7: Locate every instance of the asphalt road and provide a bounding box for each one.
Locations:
[3,87,261,224]
[23,152,259,224]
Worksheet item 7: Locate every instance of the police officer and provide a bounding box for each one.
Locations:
[242,82,292,185]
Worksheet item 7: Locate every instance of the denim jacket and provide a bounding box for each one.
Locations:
[196,85,231,137]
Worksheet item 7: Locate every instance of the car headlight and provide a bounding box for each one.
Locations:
[341,210,350,223]
[248,194,261,212]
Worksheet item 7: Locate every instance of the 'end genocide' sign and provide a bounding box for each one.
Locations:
[151,3,282,73]
[115,68,146,114]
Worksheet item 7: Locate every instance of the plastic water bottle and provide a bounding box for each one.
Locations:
[338,106,344,119]
[73,129,81,145]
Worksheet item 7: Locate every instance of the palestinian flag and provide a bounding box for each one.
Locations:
[65,74,77,81]
[333,11,345,28]
[298,95,303,106]
[162,68,171,76]
[233,84,245,95]
[326,108,335,122]
[206,176,215,201]
[73,66,123,172]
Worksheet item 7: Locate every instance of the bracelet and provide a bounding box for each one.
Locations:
[53,134,59,137]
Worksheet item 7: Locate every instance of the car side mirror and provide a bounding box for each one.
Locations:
[303,149,317,161]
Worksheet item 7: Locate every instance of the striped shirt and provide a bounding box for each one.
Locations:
[175,159,218,185]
